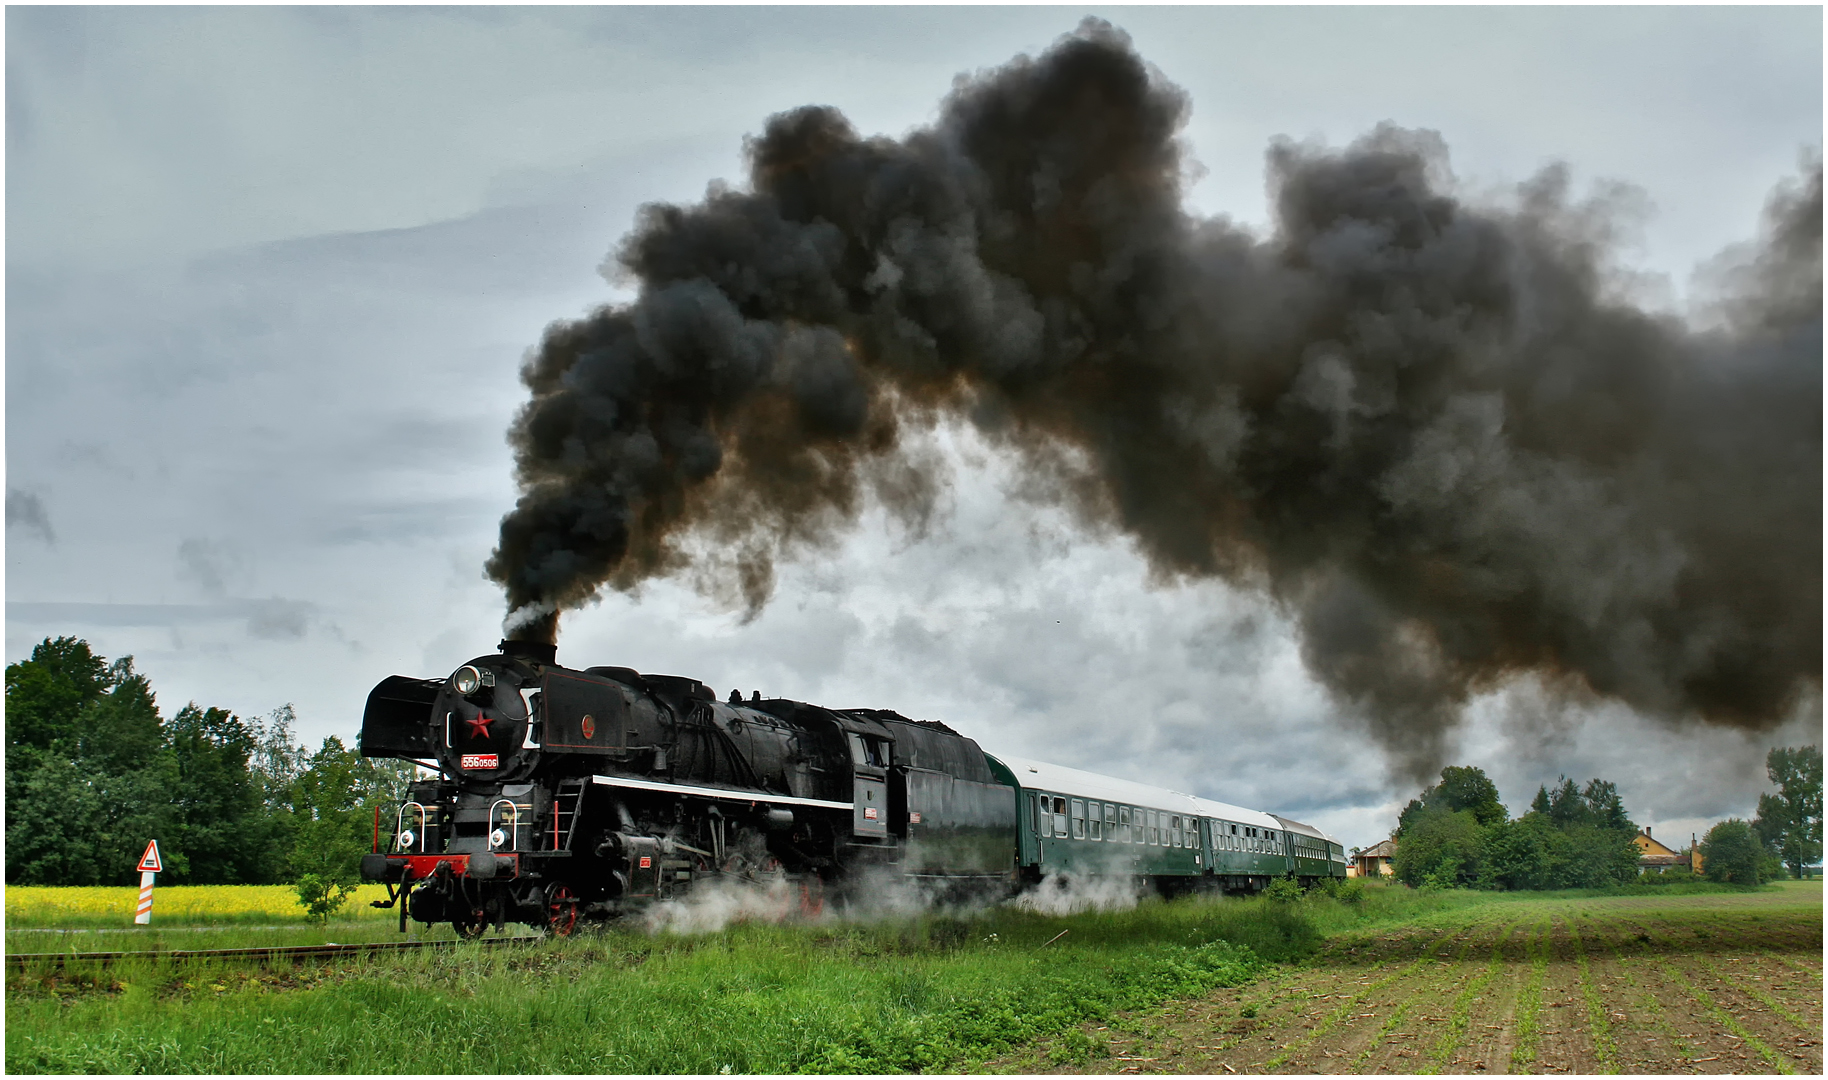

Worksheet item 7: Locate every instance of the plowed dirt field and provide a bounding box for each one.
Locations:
[995,885,1822,1075]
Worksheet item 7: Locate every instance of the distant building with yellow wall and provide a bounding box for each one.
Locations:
[1633,827,1682,871]
[1354,839,1396,878]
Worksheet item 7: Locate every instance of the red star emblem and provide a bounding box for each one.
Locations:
[465,713,492,740]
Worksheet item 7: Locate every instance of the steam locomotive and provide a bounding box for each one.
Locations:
[358,640,1346,936]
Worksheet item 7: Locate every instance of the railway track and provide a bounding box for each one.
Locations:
[7,936,538,970]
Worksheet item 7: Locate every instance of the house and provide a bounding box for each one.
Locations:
[1633,827,1683,872]
[1354,839,1396,878]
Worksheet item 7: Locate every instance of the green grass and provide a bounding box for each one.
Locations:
[6,884,1503,1074]
[1568,911,1618,1073]
[1508,915,1552,1071]
[10,881,1813,1074]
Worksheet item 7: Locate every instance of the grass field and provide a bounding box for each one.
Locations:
[5,880,1820,1074]
[995,881,1823,1075]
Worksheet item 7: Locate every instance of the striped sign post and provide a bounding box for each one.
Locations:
[134,840,163,925]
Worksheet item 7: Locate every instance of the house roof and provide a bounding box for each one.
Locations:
[1633,830,1681,858]
[1358,839,1397,859]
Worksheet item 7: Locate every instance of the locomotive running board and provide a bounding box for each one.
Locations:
[589,774,854,811]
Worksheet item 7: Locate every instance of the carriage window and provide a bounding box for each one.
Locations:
[1106,803,1117,840]
[1029,793,1041,836]
[1170,815,1181,848]
[1089,805,1101,842]
[1149,810,1160,845]
[1053,797,1069,837]
[1071,799,1086,839]
[1118,806,1130,843]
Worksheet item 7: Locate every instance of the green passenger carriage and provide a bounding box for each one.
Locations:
[988,754,1344,893]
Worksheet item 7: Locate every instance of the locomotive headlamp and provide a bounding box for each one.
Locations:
[452,665,495,696]
[398,829,416,850]
[489,828,509,849]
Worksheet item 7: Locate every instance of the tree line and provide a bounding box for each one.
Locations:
[5,636,413,889]
[1389,751,1821,891]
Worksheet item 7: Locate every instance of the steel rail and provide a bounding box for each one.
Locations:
[7,936,538,969]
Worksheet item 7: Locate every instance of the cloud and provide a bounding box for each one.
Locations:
[176,537,243,596]
[7,599,315,642]
[5,487,54,543]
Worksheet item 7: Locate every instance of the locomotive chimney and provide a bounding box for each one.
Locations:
[499,638,557,667]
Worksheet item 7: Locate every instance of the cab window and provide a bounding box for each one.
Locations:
[849,734,887,768]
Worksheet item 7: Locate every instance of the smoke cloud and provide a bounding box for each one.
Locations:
[488,20,1821,778]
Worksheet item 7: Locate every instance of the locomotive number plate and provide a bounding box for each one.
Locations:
[580,714,596,739]
[639,856,652,868]
[909,812,921,824]
[460,753,499,769]
[864,807,878,820]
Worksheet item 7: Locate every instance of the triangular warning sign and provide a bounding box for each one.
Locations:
[137,839,163,873]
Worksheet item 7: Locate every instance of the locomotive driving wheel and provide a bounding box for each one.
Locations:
[544,883,580,937]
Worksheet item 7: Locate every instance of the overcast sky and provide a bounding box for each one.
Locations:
[7,6,1820,851]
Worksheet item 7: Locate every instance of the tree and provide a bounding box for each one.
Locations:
[1579,779,1634,833]
[5,636,114,760]
[1392,805,1485,888]
[287,736,419,885]
[1752,745,1822,879]
[1483,814,1554,891]
[166,704,273,884]
[1700,819,1778,885]
[1482,811,1639,891]
[5,640,180,885]
[1434,766,1509,828]
[6,635,299,886]
[1397,765,1507,837]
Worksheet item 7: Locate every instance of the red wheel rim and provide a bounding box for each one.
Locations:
[547,885,579,936]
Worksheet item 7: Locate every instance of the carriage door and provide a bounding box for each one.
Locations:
[850,734,889,838]
[1025,792,1042,864]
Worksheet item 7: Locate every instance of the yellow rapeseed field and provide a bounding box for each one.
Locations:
[5,883,394,927]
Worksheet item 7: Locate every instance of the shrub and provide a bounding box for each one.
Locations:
[1700,819,1780,886]
[1640,864,1697,886]
[1317,878,1365,905]
[1262,877,1304,903]
[294,873,356,922]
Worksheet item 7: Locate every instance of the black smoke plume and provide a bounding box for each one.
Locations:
[488,20,1821,777]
